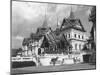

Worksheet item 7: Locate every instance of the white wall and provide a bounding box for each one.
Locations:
[71,29,88,51]
[62,29,87,51]
[71,29,88,41]
[71,40,85,51]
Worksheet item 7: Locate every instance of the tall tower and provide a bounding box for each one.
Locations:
[42,6,48,28]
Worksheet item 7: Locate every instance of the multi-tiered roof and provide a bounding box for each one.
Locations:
[60,8,85,32]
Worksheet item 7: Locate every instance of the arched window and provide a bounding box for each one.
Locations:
[79,44,81,50]
[69,34,70,38]
[78,35,80,39]
[82,36,84,39]
[75,44,77,50]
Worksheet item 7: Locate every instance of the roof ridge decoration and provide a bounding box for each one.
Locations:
[68,6,76,19]
[60,6,86,32]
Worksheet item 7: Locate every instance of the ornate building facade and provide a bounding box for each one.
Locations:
[60,10,88,53]
[18,9,89,58]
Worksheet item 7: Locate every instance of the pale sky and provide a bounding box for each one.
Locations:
[12,1,93,49]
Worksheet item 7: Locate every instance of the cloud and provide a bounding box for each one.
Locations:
[12,36,23,48]
[15,35,24,40]
[12,1,47,36]
[12,1,72,37]
[47,3,57,13]
[86,7,92,16]
[12,1,46,20]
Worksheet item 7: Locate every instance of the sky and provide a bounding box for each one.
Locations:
[12,1,93,49]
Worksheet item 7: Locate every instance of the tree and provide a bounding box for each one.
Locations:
[50,57,58,66]
[88,6,96,64]
[22,38,30,46]
[18,48,22,52]
[89,6,96,50]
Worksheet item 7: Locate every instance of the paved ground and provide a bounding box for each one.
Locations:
[11,63,96,74]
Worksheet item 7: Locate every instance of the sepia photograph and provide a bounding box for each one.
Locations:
[11,0,96,74]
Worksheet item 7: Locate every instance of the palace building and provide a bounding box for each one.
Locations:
[60,10,88,53]
[20,8,89,58]
[12,7,92,66]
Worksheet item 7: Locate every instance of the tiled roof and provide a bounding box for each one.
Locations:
[60,14,85,32]
[60,9,85,32]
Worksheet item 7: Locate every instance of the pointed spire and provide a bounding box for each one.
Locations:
[69,6,75,19]
[57,15,59,28]
[42,6,48,28]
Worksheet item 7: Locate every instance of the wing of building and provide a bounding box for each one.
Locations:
[60,10,88,53]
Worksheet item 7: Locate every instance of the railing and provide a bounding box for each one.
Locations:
[12,57,33,62]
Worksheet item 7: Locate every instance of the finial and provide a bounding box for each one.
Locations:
[71,6,72,13]
[42,6,48,28]
[69,6,75,19]
[57,15,58,28]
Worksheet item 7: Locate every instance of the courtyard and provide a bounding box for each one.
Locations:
[11,63,96,74]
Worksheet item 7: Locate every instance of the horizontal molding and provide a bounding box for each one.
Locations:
[68,38,87,42]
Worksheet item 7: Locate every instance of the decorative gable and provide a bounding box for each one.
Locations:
[60,10,85,32]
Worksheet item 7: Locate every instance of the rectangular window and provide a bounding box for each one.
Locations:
[69,34,70,38]
[74,34,76,38]
[78,35,80,39]
[82,36,84,39]
[79,44,81,50]
[75,44,77,50]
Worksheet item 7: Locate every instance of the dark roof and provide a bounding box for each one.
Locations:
[30,33,42,40]
[60,10,86,32]
[36,27,51,36]
[53,28,61,35]
[43,29,70,46]
[61,18,86,32]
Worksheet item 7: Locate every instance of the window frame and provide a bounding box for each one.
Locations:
[75,44,77,50]
[74,34,77,38]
